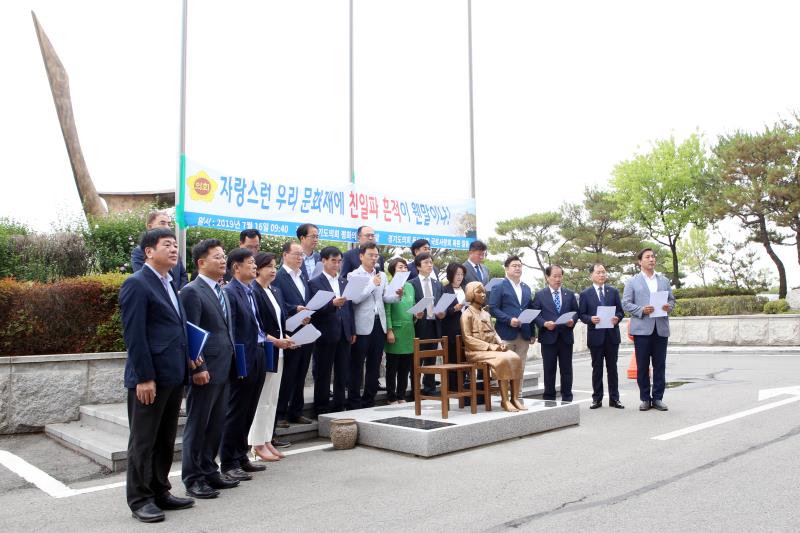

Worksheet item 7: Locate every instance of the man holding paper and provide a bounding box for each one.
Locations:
[532,265,579,403]
[622,248,675,412]
[489,256,537,378]
[409,253,445,396]
[578,264,625,410]
[309,246,355,415]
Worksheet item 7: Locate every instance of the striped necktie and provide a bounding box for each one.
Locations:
[215,283,227,317]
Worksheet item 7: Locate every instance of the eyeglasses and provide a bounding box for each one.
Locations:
[286,252,303,257]
[210,254,227,261]
[306,234,320,240]
[362,233,376,238]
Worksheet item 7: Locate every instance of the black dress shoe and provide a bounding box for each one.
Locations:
[271,438,291,448]
[276,419,290,429]
[589,401,602,409]
[289,416,313,424]
[652,400,669,411]
[239,459,267,472]
[610,400,625,409]
[155,492,195,510]
[206,472,239,489]
[223,468,253,481]
[131,503,165,523]
[186,480,219,499]
[639,401,652,411]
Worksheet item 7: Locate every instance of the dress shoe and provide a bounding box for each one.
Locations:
[223,468,253,481]
[239,459,267,472]
[206,472,239,489]
[652,400,668,411]
[276,419,290,429]
[610,400,625,409]
[131,503,165,523]
[271,438,291,448]
[155,492,195,510]
[290,416,313,425]
[185,480,219,499]
[589,401,602,409]
[639,401,652,411]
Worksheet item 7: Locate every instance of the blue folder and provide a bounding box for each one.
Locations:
[263,341,276,373]
[234,344,247,378]
[186,321,210,362]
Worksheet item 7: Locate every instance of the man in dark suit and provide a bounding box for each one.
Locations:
[273,241,314,427]
[222,229,262,283]
[179,239,240,500]
[219,248,268,481]
[578,263,626,410]
[120,228,194,523]
[297,223,322,282]
[130,211,188,291]
[340,225,385,277]
[309,246,355,415]
[409,253,446,395]
[462,239,490,286]
[406,239,439,281]
[532,265,579,402]
[489,255,536,399]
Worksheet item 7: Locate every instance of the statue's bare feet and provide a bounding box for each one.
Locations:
[511,397,528,411]
[500,399,519,412]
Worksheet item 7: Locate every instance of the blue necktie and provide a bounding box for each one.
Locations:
[475,264,483,283]
[215,283,227,317]
[553,290,561,314]
[598,286,605,305]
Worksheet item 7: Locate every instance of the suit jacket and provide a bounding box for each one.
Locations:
[309,274,355,343]
[273,266,311,326]
[349,268,394,335]
[131,245,189,291]
[532,286,579,345]
[120,266,189,388]
[578,285,624,347]
[489,278,535,341]
[250,280,287,363]
[300,251,321,284]
[223,278,266,375]
[462,260,491,286]
[441,285,464,341]
[622,272,675,337]
[410,274,443,340]
[179,277,235,383]
[340,248,385,279]
[407,262,440,282]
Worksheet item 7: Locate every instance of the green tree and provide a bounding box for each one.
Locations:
[774,115,800,267]
[612,134,710,287]
[711,125,793,298]
[489,212,563,275]
[712,235,771,292]
[677,226,716,287]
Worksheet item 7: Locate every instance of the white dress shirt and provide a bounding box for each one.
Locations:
[454,286,465,305]
[263,285,284,358]
[282,263,306,300]
[145,263,180,316]
[507,277,523,305]
[644,272,659,293]
[323,271,341,298]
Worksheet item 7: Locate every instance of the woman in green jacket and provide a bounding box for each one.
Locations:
[384,257,416,404]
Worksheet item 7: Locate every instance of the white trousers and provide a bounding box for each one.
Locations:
[248,353,284,445]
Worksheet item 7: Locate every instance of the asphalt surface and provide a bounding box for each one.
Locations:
[1,348,799,532]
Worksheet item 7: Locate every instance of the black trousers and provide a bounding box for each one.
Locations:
[386,353,412,402]
[415,318,439,394]
[277,344,313,421]
[313,336,350,414]
[589,339,620,402]
[220,348,266,472]
[349,317,385,409]
[633,332,668,402]
[126,384,183,511]
[181,381,228,486]
[541,340,574,401]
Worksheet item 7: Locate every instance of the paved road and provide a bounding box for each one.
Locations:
[1,349,799,532]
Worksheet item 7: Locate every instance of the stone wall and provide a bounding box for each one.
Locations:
[0,352,126,434]
[617,314,800,346]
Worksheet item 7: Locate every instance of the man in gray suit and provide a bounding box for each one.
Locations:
[180,239,240,499]
[462,240,491,285]
[622,248,676,412]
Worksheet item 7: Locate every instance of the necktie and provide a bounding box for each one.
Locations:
[598,286,605,305]
[160,276,180,316]
[215,283,227,317]
[423,277,433,318]
[475,264,483,283]
[553,290,561,314]
[245,287,266,338]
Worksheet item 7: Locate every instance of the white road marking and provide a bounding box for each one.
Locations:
[0,441,334,498]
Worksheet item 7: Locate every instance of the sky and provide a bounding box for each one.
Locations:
[1,0,798,288]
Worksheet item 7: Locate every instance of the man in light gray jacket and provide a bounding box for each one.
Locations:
[622,248,676,412]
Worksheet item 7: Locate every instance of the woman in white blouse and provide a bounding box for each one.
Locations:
[442,263,468,392]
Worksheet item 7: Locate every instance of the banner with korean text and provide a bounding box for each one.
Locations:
[179,158,477,250]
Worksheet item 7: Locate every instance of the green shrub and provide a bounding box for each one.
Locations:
[763,299,791,314]
[83,211,146,274]
[672,286,757,299]
[672,295,767,317]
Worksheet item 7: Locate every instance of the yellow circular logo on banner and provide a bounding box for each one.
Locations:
[188,171,217,202]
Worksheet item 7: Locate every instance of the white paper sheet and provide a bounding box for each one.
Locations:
[554,311,577,325]
[386,271,410,295]
[342,274,371,300]
[595,306,617,329]
[285,309,315,332]
[310,261,324,279]
[484,278,503,291]
[288,323,322,346]
[305,290,335,311]
[517,309,541,324]
[432,293,457,315]
[407,297,434,315]
[649,290,669,317]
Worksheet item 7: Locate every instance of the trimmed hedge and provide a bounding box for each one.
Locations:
[672,286,757,299]
[672,295,767,317]
[763,299,791,314]
[0,274,125,355]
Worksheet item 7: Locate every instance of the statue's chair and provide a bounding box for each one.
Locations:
[412,336,477,419]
